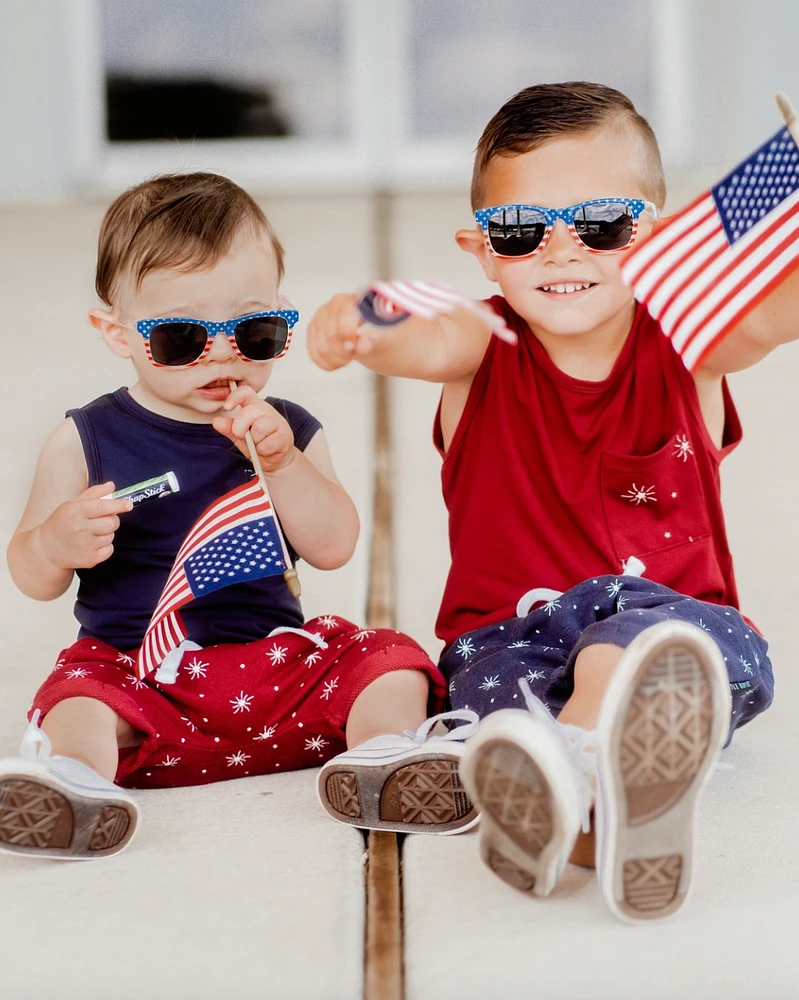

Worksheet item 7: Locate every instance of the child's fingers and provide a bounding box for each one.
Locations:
[82,497,133,519]
[89,514,121,536]
[223,383,260,411]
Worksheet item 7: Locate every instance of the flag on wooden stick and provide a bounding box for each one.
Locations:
[357,280,517,344]
[137,480,286,679]
[622,125,799,371]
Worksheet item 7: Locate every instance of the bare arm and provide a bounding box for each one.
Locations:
[263,429,360,570]
[696,267,799,375]
[306,292,492,383]
[213,387,359,570]
[7,419,132,600]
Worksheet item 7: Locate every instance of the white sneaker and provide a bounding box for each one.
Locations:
[459,682,595,898]
[596,621,731,923]
[0,712,139,860]
[318,711,480,834]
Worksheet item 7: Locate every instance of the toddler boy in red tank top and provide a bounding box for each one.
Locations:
[308,82,799,922]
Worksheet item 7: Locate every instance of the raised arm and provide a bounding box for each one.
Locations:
[306,292,493,383]
[7,418,132,600]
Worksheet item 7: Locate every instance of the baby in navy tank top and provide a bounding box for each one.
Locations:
[307,83,798,922]
[0,172,481,863]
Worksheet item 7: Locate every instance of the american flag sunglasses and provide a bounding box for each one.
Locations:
[475,198,659,259]
[134,309,298,368]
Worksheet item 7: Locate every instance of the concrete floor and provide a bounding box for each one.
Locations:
[1,194,799,999]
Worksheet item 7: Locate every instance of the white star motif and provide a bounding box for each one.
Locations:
[180,716,197,732]
[321,677,339,701]
[697,618,712,632]
[53,658,66,671]
[304,650,323,667]
[616,595,628,611]
[456,637,475,658]
[673,434,694,462]
[267,644,289,665]
[161,755,181,767]
[116,652,135,666]
[305,736,328,752]
[740,655,754,676]
[254,724,277,741]
[606,579,623,596]
[479,675,500,691]
[319,615,338,630]
[526,669,546,682]
[226,751,251,767]
[507,640,531,648]
[543,598,561,616]
[448,679,456,693]
[186,657,208,679]
[352,628,377,642]
[622,483,657,505]
[65,667,90,679]
[230,691,254,714]
[129,676,148,690]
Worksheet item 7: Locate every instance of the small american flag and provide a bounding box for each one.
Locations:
[358,280,517,344]
[136,480,286,678]
[622,126,799,372]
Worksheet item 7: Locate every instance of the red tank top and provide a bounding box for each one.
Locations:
[434,297,743,649]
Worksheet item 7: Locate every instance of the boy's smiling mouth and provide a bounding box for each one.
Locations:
[538,281,596,295]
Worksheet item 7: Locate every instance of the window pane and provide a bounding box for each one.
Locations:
[409,0,653,139]
[102,0,347,141]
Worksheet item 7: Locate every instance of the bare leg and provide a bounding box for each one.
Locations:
[41,697,139,782]
[345,670,429,748]
[557,643,625,868]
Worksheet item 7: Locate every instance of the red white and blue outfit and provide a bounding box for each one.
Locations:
[436,298,773,743]
[31,389,445,787]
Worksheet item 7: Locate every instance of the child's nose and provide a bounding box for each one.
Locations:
[205,330,237,362]
[543,219,584,262]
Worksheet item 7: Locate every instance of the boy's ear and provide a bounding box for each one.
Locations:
[88,307,133,359]
[455,227,500,283]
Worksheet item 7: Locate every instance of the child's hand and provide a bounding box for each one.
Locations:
[214,384,296,473]
[307,293,383,370]
[38,482,132,570]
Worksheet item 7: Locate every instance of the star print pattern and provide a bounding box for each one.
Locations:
[672,434,694,462]
[230,691,254,714]
[439,577,771,745]
[34,617,444,789]
[621,483,657,505]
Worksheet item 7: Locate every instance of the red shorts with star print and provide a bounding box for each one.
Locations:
[29,616,445,789]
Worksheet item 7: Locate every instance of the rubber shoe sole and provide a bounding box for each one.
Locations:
[460,710,581,897]
[597,621,731,923]
[319,751,477,835]
[0,764,138,860]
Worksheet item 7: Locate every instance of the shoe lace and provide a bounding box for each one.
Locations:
[517,678,596,833]
[404,709,480,744]
[20,709,52,761]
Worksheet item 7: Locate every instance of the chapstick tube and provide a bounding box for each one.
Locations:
[105,472,180,507]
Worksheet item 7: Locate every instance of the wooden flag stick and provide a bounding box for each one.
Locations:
[776,92,799,148]
[228,380,300,598]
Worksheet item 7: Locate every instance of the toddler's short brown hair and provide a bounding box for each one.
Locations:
[95,172,285,306]
[471,81,666,210]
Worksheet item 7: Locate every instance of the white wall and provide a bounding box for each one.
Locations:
[2,0,799,205]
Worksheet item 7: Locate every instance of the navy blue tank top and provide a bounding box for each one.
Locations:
[68,388,322,651]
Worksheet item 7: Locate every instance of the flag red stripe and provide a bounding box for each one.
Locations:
[667,198,799,350]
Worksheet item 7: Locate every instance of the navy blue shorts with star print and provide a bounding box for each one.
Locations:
[440,575,773,744]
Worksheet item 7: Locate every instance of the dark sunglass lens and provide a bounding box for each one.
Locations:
[575,202,634,251]
[234,317,289,361]
[148,322,208,366]
[487,208,547,257]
